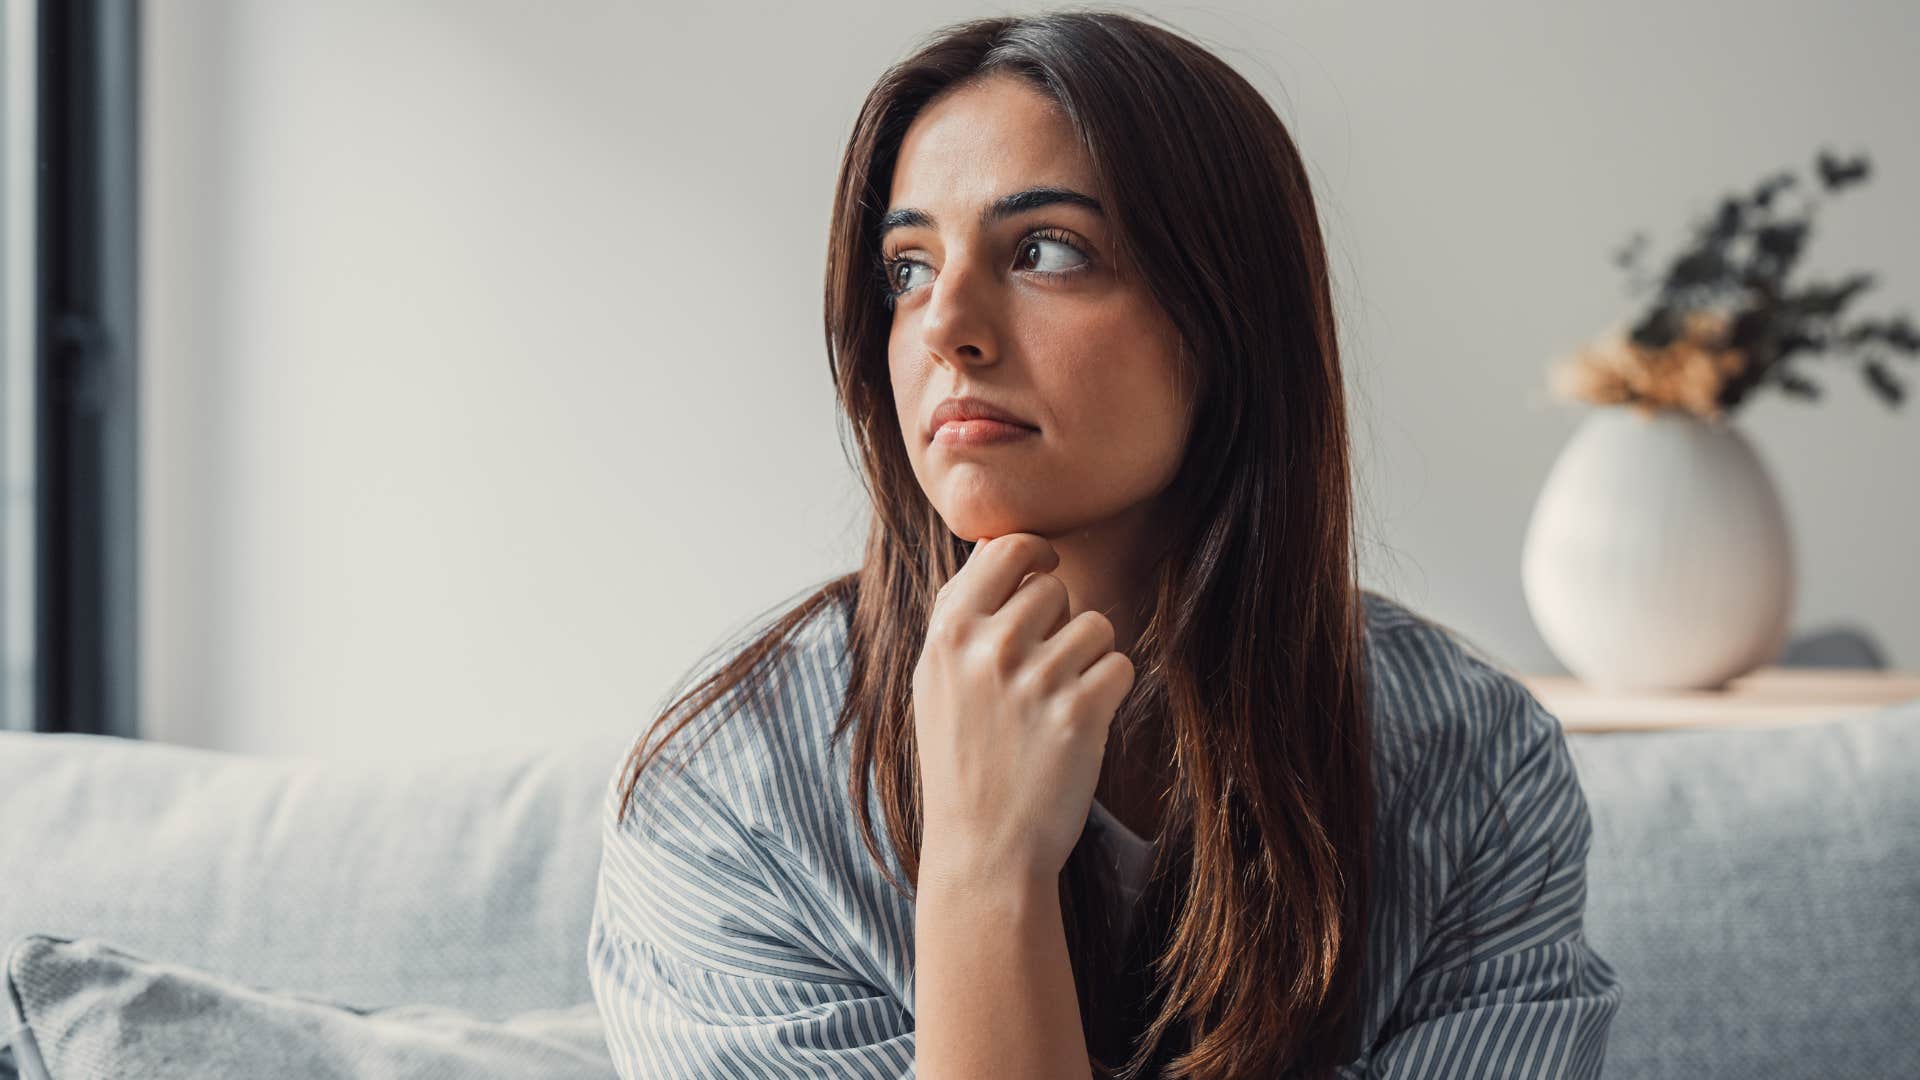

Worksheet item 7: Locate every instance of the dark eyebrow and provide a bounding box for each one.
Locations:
[876,186,1105,242]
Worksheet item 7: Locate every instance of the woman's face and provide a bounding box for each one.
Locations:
[883,72,1192,546]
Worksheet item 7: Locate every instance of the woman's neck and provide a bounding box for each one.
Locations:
[1038,498,1166,657]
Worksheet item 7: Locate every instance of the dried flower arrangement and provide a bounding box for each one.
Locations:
[1551,149,1919,424]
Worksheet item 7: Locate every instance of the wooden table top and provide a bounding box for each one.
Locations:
[1517,667,1920,733]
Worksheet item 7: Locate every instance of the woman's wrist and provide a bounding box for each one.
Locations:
[914,842,1091,1080]
[918,841,1057,904]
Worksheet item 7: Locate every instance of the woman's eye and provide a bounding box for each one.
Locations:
[891,259,930,293]
[1019,236,1088,274]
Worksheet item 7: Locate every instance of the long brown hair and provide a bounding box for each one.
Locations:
[617,10,1373,1077]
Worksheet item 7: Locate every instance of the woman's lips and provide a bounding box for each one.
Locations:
[932,419,1039,448]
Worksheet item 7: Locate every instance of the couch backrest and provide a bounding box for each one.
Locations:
[8,700,1918,1073]
[0,730,633,1019]
[1566,699,1920,1078]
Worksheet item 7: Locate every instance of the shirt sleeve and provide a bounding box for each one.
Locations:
[1360,659,1624,1078]
[587,748,917,1079]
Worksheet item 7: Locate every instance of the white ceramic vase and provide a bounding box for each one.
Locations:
[1521,406,1795,691]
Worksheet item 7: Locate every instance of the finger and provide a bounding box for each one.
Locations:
[1031,609,1117,679]
[934,536,992,608]
[1079,650,1136,717]
[945,533,1059,619]
[998,571,1074,646]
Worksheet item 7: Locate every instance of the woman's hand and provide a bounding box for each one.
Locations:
[912,533,1137,890]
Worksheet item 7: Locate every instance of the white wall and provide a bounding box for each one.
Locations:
[142,0,1920,758]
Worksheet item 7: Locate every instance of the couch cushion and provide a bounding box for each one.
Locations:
[0,731,631,1018]
[2,934,614,1079]
[1565,699,1920,1078]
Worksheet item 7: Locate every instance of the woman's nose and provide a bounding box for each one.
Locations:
[919,253,1000,368]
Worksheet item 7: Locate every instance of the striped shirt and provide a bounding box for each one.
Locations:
[588,589,1623,1077]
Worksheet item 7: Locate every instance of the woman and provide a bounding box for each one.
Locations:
[588,10,1622,1079]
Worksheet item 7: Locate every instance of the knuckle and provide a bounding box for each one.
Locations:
[981,627,1024,675]
[1007,664,1049,703]
[926,613,967,650]
[1009,533,1050,562]
[1079,608,1114,638]
[1029,572,1068,604]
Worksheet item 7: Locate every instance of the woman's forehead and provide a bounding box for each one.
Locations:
[889,78,1092,208]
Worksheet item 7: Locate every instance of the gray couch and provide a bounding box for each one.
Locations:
[3,699,1917,1078]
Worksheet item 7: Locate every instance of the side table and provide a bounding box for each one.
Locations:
[1517,667,1920,733]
